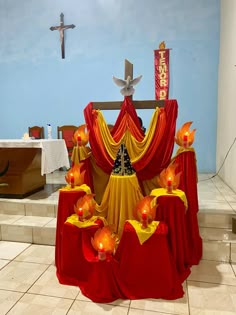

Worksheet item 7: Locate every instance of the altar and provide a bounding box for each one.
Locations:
[0,139,70,198]
[55,60,202,302]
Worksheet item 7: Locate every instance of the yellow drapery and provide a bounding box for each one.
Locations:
[127,220,160,245]
[60,184,91,194]
[150,188,188,209]
[97,108,160,162]
[95,173,144,236]
[65,214,107,229]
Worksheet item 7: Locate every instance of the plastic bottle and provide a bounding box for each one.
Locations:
[47,124,52,139]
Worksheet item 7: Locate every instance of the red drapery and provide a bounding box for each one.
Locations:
[84,96,178,180]
[173,150,202,265]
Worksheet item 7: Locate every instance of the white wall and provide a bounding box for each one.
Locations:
[217,1,236,192]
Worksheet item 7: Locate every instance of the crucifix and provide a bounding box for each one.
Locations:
[93,59,164,110]
[50,13,75,59]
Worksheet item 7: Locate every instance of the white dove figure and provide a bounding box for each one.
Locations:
[112,75,142,96]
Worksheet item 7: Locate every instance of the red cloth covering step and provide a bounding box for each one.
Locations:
[56,219,105,288]
[113,221,184,300]
[55,189,87,278]
[153,195,191,281]
[79,221,183,302]
[174,149,203,265]
[55,189,184,302]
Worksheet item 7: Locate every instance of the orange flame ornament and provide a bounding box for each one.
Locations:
[65,164,85,187]
[91,226,117,256]
[175,121,196,148]
[73,124,89,147]
[133,196,157,223]
[74,194,96,220]
[158,162,181,193]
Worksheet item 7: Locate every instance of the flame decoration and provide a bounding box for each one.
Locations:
[73,124,89,146]
[65,163,86,186]
[158,162,181,190]
[91,226,117,254]
[175,121,196,148]
[133,196,157,223]
[159,41,166,49]
[74,194,96,220]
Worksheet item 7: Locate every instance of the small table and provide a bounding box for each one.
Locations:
[0,139,70,198]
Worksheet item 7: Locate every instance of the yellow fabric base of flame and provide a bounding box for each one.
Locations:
[127,220,160,245]
[150,188,188,209]
[65,214,108,229]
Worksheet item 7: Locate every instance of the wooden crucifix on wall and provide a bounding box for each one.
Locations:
[50,13,75,59]
[93,59,165,110]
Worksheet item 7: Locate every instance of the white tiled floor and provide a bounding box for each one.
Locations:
[0,172,236,314]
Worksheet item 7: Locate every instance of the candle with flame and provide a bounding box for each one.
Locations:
[141,209,148,229]
[78,207,83,221]
[70,173,74,189]
[167,176,173,193]
[77,134,81,147]
[98,242,106,261]
[183,132,189,148]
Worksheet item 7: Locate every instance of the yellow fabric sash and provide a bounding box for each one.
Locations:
[97,108,160,162]
[127,220,160,245]
[150,188,188,209]
[60,184,91,194]
[71,146,91,164]
[65,214,108,229]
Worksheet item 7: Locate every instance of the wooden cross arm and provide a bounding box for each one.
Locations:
[92,100,165,110]
[50,24,76,31]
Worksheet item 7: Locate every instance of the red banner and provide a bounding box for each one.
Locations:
[154,48,170,100]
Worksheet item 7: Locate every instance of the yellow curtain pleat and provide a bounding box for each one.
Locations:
[95,174,144,236]
[97,108,160,163]
[90,155,110,204]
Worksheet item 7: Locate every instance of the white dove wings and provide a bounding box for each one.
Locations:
[112,75,142,96]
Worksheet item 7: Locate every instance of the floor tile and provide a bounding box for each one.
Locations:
[200,227,236,241]
[187,280,236,314]
[128,310,171,315]
[67,300,129,315]
[14,244,55,264]
[0,201,25,215]
[28,265,80,299]
[6,292,73,315]
[25,203,55,217]
[130,283,189,315]
[0,241,31,259]
[0,259,10,269]
[232,244,236,263]
[77,291,130,307]
[0,214,23,224]
[1,224,33,243]
[13,215,54,227]
[202,240,230,262]
[188,260,236,286]
[33,225,56,245]
[0,260,48,292]
[0,289,23,315]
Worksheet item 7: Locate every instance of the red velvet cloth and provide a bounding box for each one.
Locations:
[174,150,202,265]
[55,189,87,278]
[83,97,178,180]
[154,195,191,281]
[114,221,184,300]
[55,190,184,302]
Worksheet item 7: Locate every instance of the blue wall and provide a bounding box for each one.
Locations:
[0,0,220,172]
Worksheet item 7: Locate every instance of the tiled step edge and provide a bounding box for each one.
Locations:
[0,219,56,246]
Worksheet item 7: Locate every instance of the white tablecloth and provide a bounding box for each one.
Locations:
[0,139,70,175]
